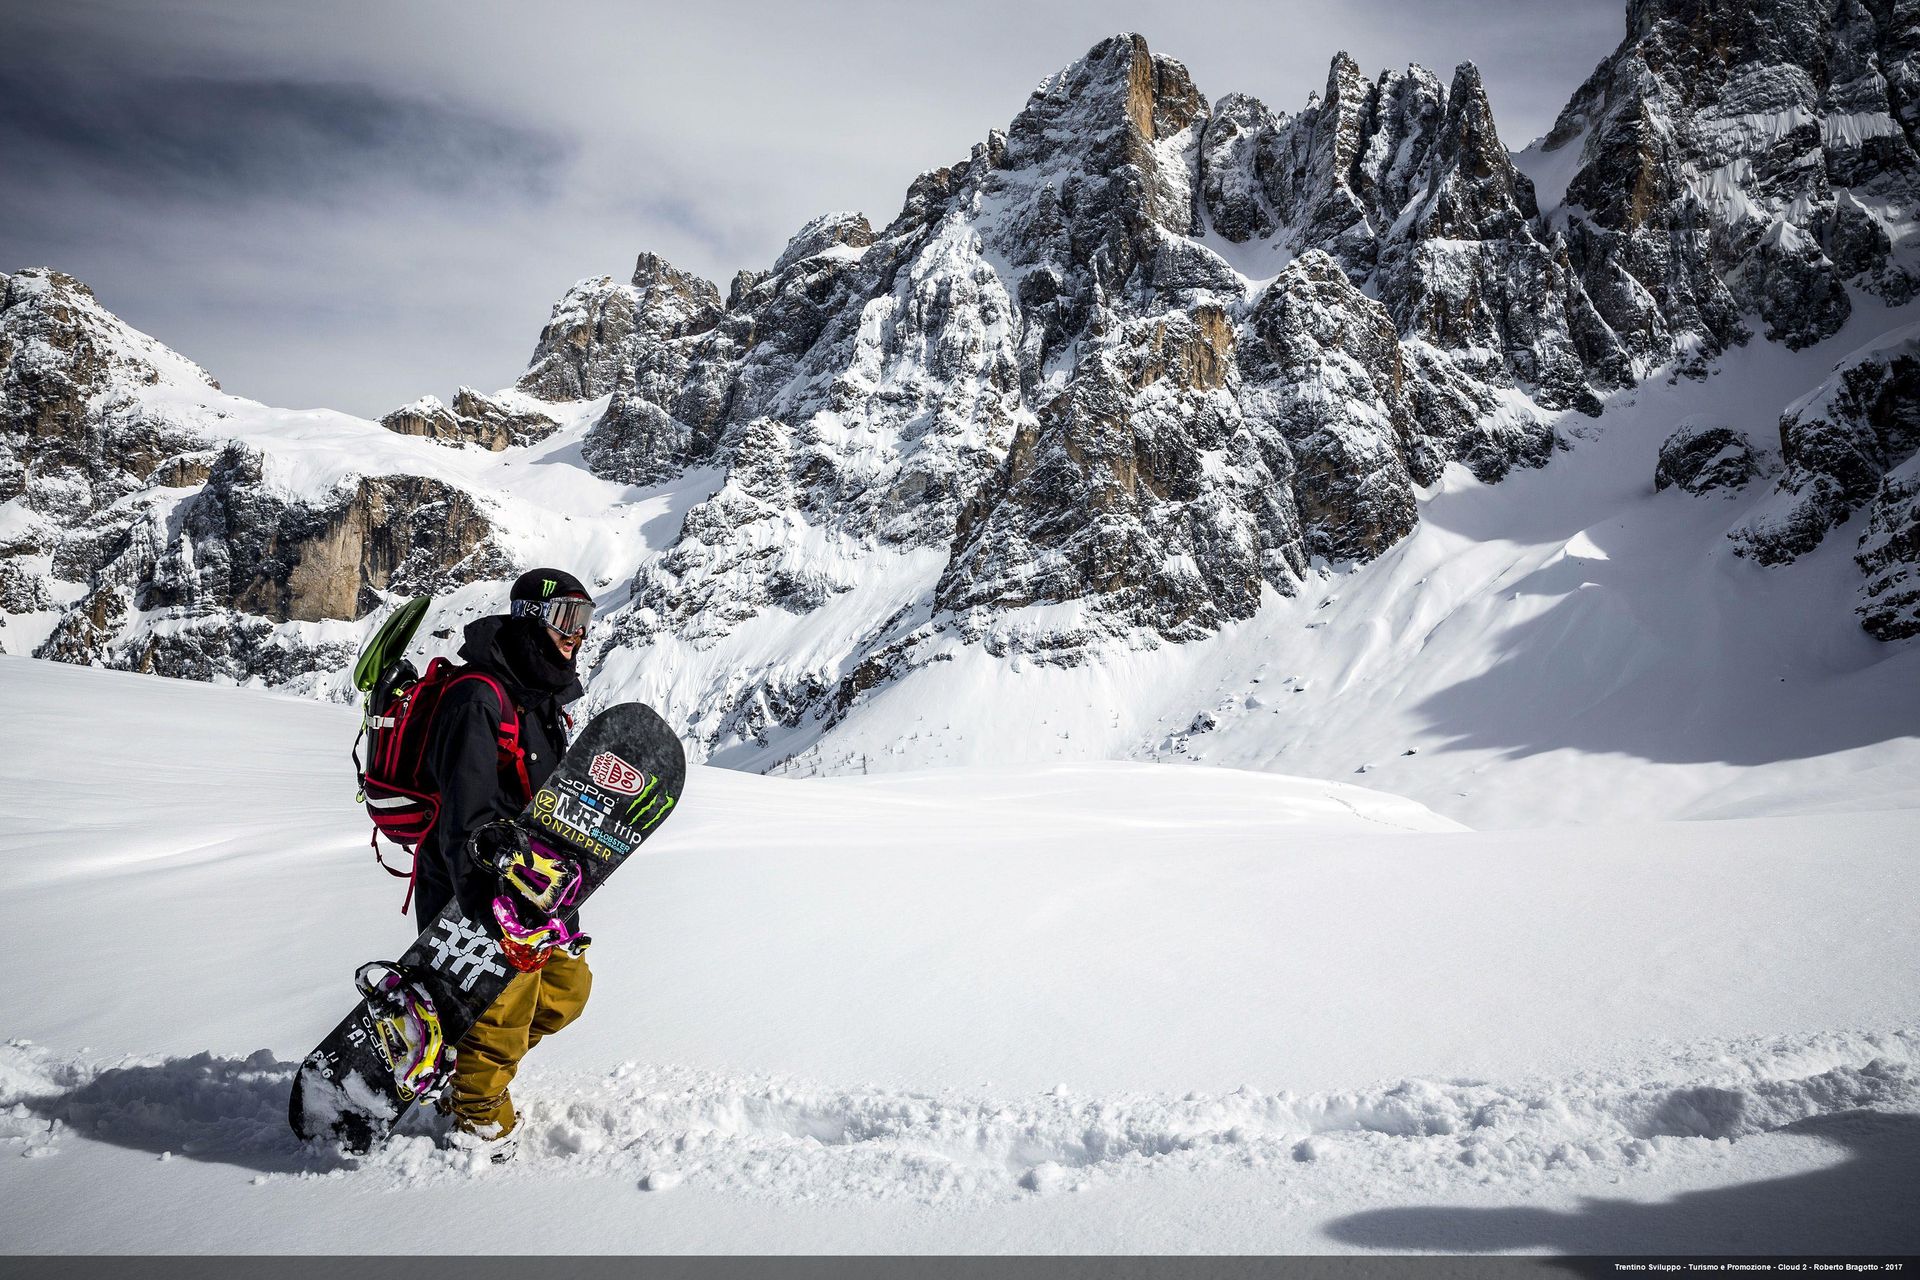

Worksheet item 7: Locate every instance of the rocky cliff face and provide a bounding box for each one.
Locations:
[1539,0,1920,367]
[1857,450,1920,638]
[1196,56,1628,421]
[2,270,212,517]
[147,444,510,624]
[1731,326,1920,572]
[380,388,559,451]
[0,268,509,684]
[1655,419,1761,494]
[519,254,724,403]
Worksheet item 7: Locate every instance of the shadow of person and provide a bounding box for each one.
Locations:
[25,1050,352,1175]
[1322,1110,1920,1258]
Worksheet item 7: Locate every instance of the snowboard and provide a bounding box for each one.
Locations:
[288,701,686,1151]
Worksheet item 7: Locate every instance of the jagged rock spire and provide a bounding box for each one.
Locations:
[519,255,721,402]
[1544,0,1920,365]
[1422,63,1535,240]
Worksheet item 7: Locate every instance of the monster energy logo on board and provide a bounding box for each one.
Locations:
[623,775,676,830]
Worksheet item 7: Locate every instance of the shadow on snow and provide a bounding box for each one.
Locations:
[1323,1109,1920,1257]
[24,1051,355,1175]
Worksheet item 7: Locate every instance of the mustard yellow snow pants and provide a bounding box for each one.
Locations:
[450,951,591,1138]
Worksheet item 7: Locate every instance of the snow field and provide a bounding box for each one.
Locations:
[1,654,1916,1251]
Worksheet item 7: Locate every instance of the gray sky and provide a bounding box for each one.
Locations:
[1,0,1625,417]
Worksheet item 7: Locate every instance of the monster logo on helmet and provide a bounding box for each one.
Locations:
[510,567,594,640]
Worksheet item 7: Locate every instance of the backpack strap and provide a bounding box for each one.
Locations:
[375,828,417,917]
[446,671,533,803]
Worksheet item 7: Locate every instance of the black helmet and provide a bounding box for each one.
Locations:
[509,568,593,639]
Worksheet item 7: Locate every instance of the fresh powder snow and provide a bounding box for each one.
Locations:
[1,655,1914,1254]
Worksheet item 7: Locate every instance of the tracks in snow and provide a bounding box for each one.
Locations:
[3,1028,1915,1203]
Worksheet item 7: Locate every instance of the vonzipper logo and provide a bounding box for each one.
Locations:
[588,751,645,795]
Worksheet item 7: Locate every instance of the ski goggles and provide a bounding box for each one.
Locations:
[512,593,594,639]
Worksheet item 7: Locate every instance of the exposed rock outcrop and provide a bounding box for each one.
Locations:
[1539,0,1920,371]
[3,268,512,682]
[1732,327,1920,563]
[380,388,559,451]
[153,443,511,623]
[2,269,213,516]
[379,395,465,445]
[1191,55,1627,422]
[1656,420,1760,494]
[519,254,723,404]
[39,440,512,670]
[936,302,1307,651]
[518,275,638,402]
[1857,453,1920,639]
[1240,253,1416,563]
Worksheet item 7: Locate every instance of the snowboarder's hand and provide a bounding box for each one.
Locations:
[468,819,530,874]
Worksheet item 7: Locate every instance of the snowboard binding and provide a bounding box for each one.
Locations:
[470,821,584,914]
[353,961,456,1104]
[490,894,591,973]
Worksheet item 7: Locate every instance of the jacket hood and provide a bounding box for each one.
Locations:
[458,614,585,706]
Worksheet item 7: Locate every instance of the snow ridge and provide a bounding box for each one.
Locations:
[6,1029,1914,1202]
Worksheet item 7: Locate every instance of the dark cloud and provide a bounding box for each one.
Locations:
[0,60,565,202]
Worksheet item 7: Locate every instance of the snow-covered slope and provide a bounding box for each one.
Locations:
[1,657,1915,1253]
[730,305,1920,829]
[5,260,1916,831]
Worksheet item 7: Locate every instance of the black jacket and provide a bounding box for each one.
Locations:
[414,614,585,933]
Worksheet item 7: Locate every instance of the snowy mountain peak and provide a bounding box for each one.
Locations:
[1014,32,1206,158]
[1000,32,1207,245]
[2,267,220,549]
[3,267,219,398]
[771,213,875,275]
[518,255,723,406]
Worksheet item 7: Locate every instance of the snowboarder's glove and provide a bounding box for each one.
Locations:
[468,819,530,875]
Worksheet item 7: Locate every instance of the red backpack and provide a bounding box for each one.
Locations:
[352,598,531,911]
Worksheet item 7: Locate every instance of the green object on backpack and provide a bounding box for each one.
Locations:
[354,595,432,694]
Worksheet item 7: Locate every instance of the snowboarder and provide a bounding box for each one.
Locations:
[416,567,595,1159]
